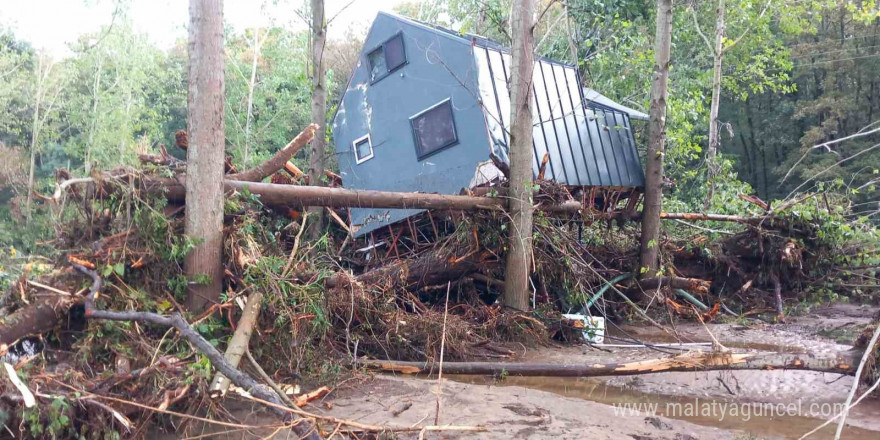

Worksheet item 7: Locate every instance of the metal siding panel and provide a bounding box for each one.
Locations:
[572,74,607,186]
[474,48,507,159]
[552,64,589,186]
[496,50,541,178]
[622,113,645,186]
[588,107,618,186]
[536,61,572,184]
[607,110,634,187]
[596,108,627,186]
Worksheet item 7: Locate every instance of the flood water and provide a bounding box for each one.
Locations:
[446,374,880,440]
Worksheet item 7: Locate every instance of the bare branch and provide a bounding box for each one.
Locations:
[691,6,716,53]
[780,123,880,185]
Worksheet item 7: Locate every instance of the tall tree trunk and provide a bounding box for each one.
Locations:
[503,0,536,311]
[704,0,725,207]
[185,0,226,312]
[306,0,327,240]
[24,55,48,223]
[638,0,674,298]
[243,27,262,167]
[85,54,103,174]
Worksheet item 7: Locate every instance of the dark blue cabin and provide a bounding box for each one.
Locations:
[332,12,645,237]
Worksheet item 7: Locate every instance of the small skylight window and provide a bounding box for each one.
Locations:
[353,134,373,164]
[410,99,458,160]
[367,33,407,83]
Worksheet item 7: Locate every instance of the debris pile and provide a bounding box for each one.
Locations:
[0,127,878,437]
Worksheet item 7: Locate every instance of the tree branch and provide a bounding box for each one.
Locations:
[70,261,321,440]
[691,6,716,53]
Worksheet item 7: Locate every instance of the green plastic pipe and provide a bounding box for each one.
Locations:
[675,289,710,312]
[584,273,634,309]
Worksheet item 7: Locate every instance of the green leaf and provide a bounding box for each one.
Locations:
[114,263,125,277]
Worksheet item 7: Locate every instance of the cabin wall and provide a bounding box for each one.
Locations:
[332,13,491,237]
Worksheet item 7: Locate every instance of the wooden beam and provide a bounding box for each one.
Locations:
[361,349,861,377]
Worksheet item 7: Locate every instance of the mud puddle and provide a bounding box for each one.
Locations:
[447,374,879,439]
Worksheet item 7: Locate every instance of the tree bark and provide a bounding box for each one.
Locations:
[706,0,725,171]
[703,0,726,208]
[243,27,263,167]
[361,349,862,377]
[638,0,673,298]
[318,249,496,291]
[85,53,103,174]
[503,0,536,311]
[306,0,328,241]
[0,296,72,347]
[24,56,47,223]
[185,0,226,312]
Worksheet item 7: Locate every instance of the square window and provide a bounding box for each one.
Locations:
[366,33,406,83]
[384,34,406,71]
[367,47,386,82]
[353,134,373,164]
[411,99,458,160]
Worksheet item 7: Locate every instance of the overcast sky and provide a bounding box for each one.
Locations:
[0,0,408,57]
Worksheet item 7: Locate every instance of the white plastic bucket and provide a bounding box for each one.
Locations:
[562,314,605,343]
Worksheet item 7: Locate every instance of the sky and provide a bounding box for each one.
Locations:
[0,0,409,57]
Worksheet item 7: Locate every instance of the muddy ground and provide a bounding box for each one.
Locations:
[158,303,879,440]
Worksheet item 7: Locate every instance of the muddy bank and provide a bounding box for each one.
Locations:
[324,375,753,440]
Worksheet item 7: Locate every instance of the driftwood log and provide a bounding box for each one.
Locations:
[361,349,862,377]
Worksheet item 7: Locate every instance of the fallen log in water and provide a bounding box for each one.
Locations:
[361,349,862,377]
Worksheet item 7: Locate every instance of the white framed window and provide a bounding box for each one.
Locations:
[353,134,374,164]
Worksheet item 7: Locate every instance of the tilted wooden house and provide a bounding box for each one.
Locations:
[332,12,646,237]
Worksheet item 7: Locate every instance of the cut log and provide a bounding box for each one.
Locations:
[361,349,862,377]
[209,290,264,397]
[58,176,777,226]
[226,124,318,182]
[311,250,498,291]
[0,296,72,348]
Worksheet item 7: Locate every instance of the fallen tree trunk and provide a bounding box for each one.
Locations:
[0,296,73,349]
[59,174,777,226]
[361,349,862,377]
[313,249,498,291]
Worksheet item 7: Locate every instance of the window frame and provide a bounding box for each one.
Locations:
[366,32,407,84]
[352,134,374,164]
[409,98,459,161]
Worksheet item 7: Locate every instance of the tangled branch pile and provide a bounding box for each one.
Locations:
[0,144,878,437]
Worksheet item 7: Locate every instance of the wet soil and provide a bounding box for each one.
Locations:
[157,303,878,439]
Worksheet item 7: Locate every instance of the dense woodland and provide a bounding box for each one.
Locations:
[1,0,880,439]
